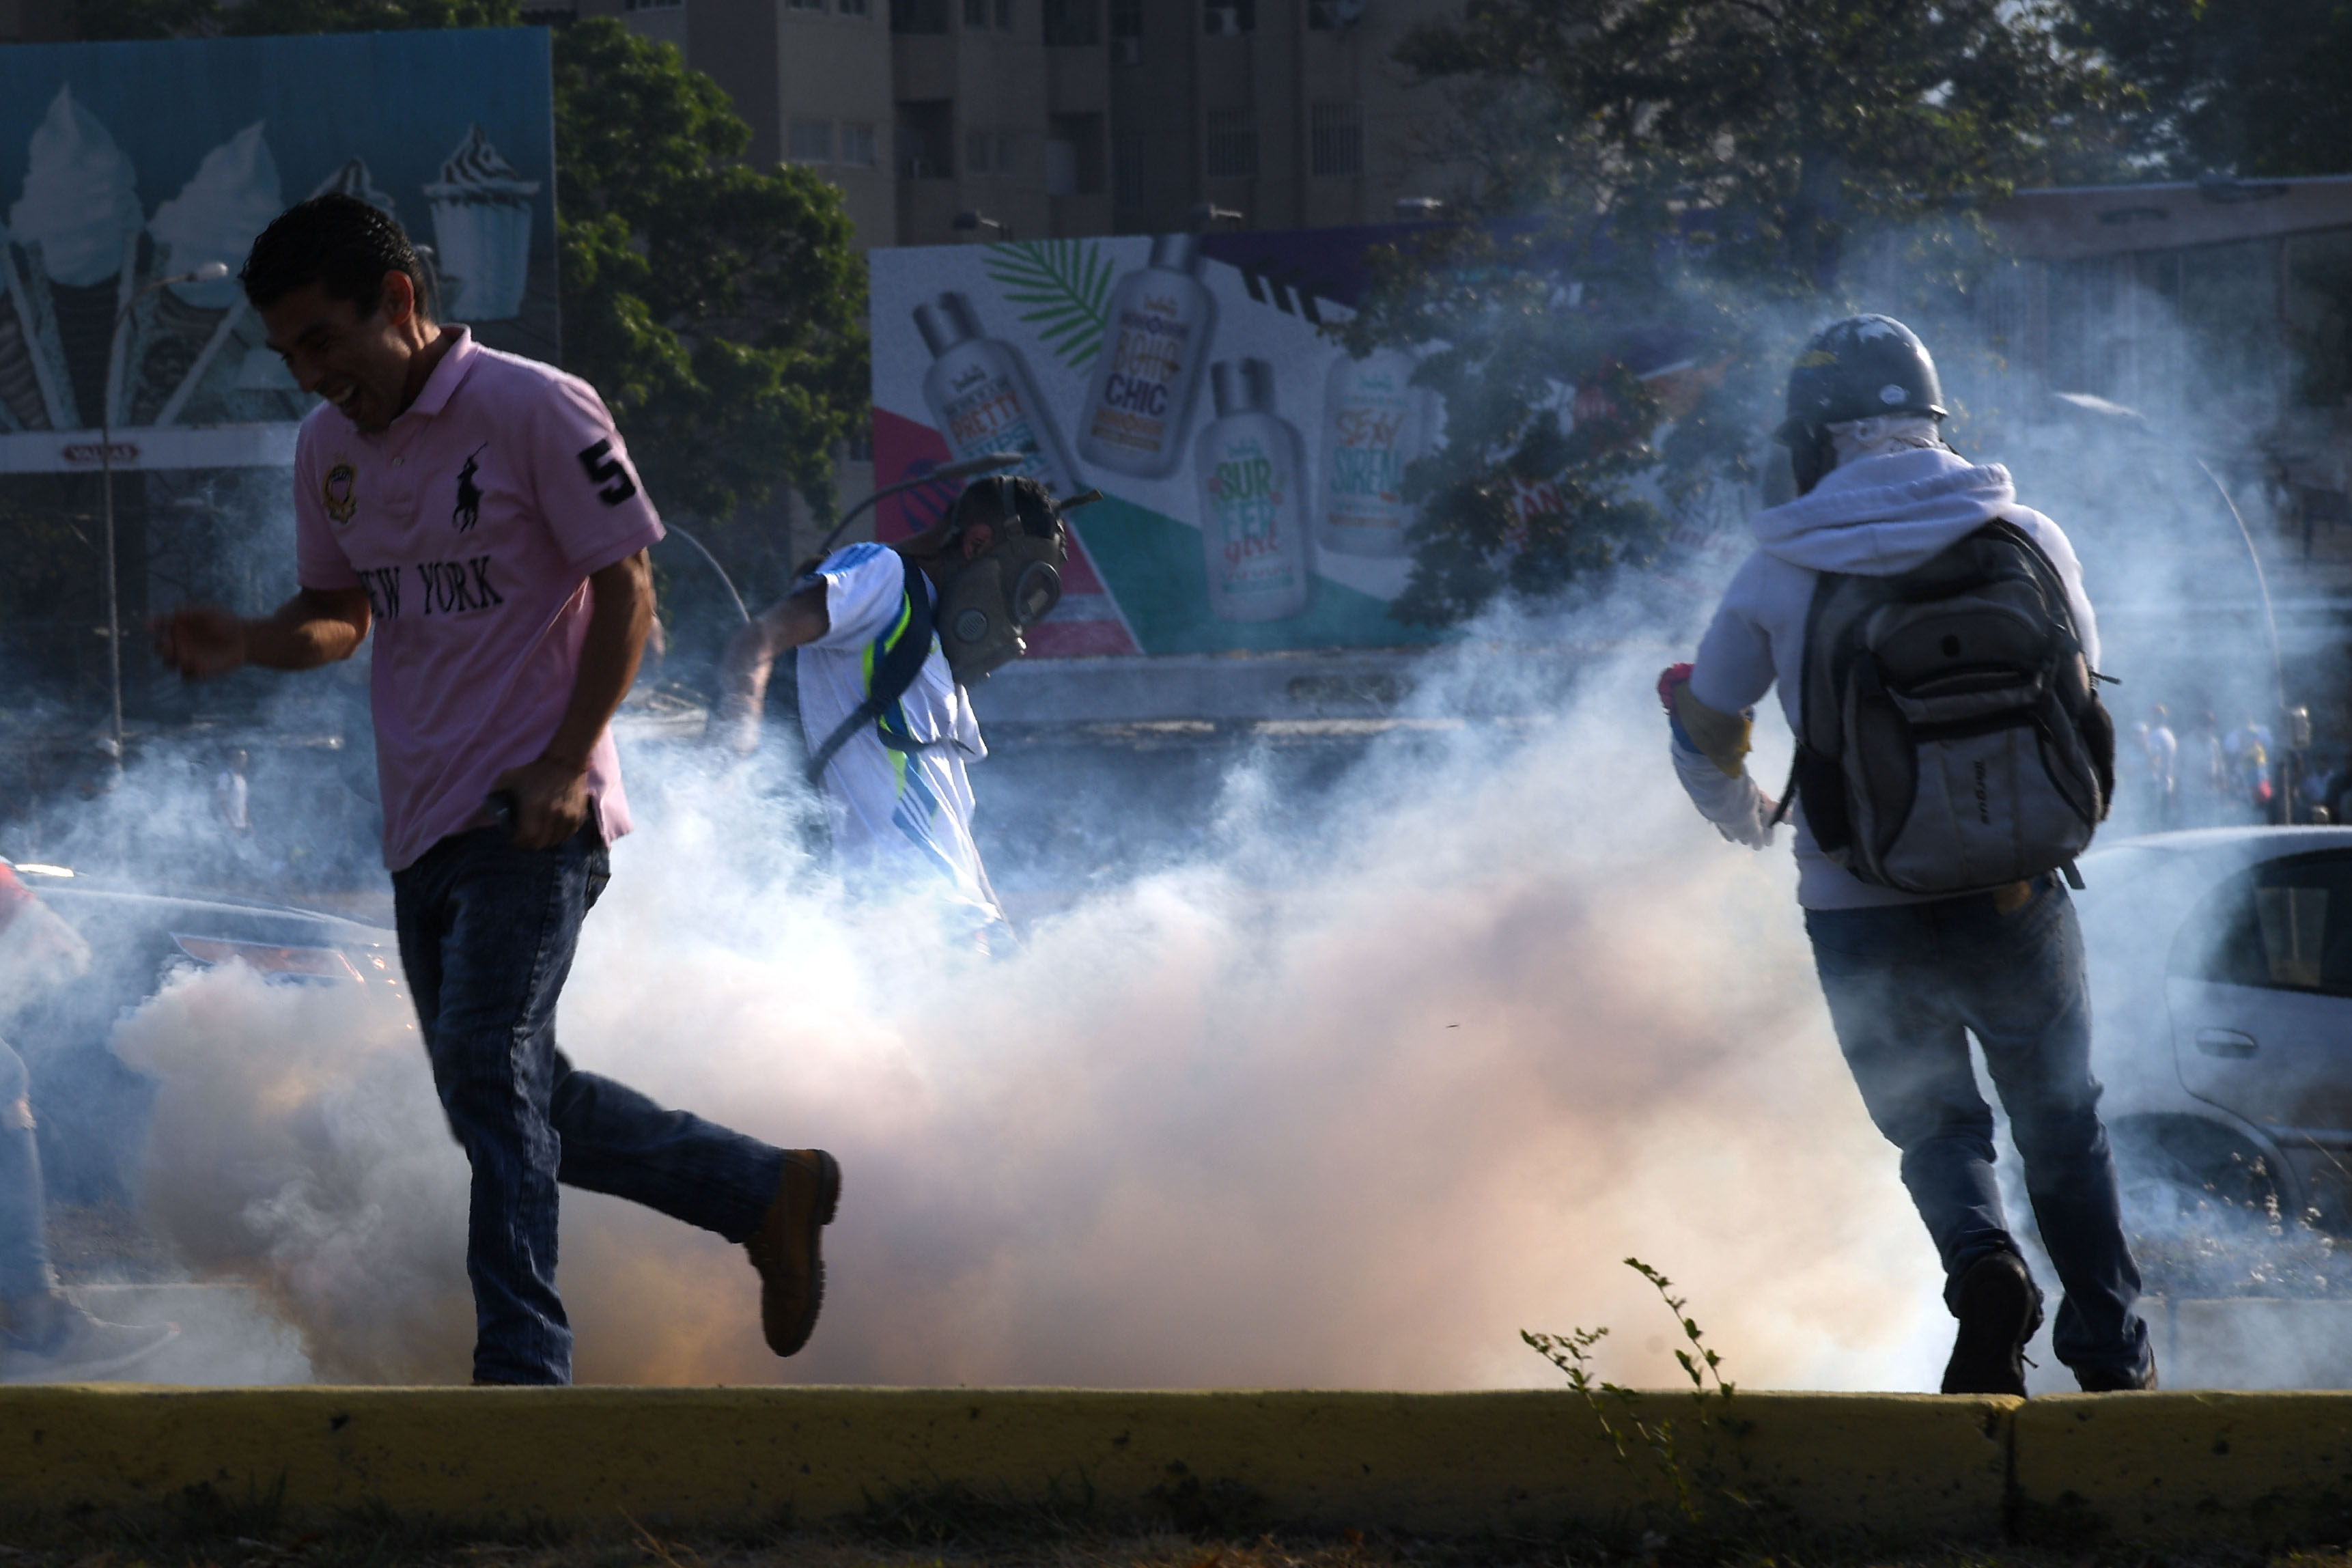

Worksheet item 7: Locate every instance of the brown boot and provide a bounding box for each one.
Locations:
[745,1149,839,1357]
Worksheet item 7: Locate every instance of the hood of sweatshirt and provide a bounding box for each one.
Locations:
[1750,446,2017,576]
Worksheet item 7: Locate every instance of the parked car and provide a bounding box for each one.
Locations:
[0,857,402,1205]
[2077,827,2352,1232]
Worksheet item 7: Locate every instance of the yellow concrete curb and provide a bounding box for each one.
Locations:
[0,1388,2015,1540]
[2013,1392,2352,1544]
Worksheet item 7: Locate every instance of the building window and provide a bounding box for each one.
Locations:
[995,0,1013,25]
[839,0,871,15]
[963,0,988,25]
[1113,132,1145,210]
[789,119,834,163]
[787,0,826,12]
[1109,0,1141,59]
[897,100,954,177]
[1310,100,1361,176]
[1043,0,1097,44]
[1046,112,1104,195]
[1306,0,1358,25]
[1204,107,1256,178]
[841,122,878,166]
[623,0,680,9]
[1202,0,1250,31]
[891,0,947,29]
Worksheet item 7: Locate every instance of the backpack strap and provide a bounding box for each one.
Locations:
[1772,567,1844,831]
[803,550,944,787]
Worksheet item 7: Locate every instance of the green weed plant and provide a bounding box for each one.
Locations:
[1524,1257,1762,1535]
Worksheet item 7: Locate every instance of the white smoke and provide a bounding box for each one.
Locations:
[102,628,1950,1391]
[37,222,2330,1394]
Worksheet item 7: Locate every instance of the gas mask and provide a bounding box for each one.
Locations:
[935,477,1079,686]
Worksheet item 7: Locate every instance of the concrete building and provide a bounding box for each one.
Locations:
[557,0,1470,251]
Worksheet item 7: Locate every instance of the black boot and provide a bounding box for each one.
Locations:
[1941,1250,2043,1397]
[2076,1352,2158,1392]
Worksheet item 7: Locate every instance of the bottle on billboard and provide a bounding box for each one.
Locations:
[916,291,1078,494]
[1315,347,1427,558]
[1194,359,1311,622]
[1077,233,1216,479]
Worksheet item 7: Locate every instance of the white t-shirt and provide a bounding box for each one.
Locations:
[796,544,998,925]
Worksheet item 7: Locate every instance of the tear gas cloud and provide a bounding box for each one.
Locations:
[107,632,1945,1391]
[5,229,2338,1393]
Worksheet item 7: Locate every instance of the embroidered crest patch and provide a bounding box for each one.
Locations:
[323,462,359,527]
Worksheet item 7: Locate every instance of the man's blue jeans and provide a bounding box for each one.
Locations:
[393,825,786,1385]
[1805,876,2153,1384]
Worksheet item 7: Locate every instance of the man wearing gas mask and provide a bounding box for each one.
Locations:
[718,475,1074,942]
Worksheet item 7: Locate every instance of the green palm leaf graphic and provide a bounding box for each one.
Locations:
[983,239,1114,369]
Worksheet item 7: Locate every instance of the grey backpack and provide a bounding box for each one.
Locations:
[1779,518,2115,895]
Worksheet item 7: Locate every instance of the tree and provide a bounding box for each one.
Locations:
[68,1,867,566]
[553,20,867,539]
[2071,1,2352,180]
[1345,0,2133,625]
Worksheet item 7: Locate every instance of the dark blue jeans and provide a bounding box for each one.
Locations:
[0,1037,52,1300]
[1805,876,2152,1384]
[393,826,786,1385]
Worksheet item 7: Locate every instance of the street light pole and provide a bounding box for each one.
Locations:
[100,260,229,774]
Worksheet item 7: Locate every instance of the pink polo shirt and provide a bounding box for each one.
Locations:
[293,328,664,871]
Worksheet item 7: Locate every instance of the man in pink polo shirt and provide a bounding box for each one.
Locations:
[152,195,837,1385]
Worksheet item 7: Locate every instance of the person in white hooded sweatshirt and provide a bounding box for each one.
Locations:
[1663,316,2154,1397]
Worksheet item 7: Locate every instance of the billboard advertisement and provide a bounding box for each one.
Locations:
[0,28,557,475]
[871,226,1458,656]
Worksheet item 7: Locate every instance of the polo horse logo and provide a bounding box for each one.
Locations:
[453,444,489,532]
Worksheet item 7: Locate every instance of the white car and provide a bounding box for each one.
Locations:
[2079,827,2352,1230]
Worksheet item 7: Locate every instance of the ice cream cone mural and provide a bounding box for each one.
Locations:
[0,225,51,432]
[139,121,283,425]
[424,124,538,322]
[0,28,559,468]
[313,156,397,217]
[151,123,278,311]
[6,84,139,429]
[9,85,144,428]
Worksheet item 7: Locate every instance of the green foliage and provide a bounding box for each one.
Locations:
[555,19,867,527]
[983,240,1115,371]
[2071,1,2352,180]
[1522,1257,1754,1531]
[1352,0,2137,625]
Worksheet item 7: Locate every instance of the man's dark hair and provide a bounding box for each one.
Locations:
[240,193,432,319]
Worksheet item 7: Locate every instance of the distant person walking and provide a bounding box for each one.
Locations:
[152,195,836,1385]
[1659,316,2153,1396]
[215,748,252,837]
[0,863,176,1380]
[715,475,1078,949]
[2143,705,2179,829]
